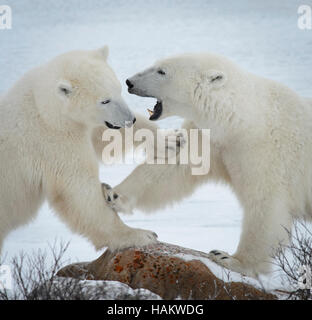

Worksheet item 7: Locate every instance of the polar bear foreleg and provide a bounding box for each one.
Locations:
[209,198,293,277]
[46,174,158,251]
[109,119,229,213]
[113,163,208,213]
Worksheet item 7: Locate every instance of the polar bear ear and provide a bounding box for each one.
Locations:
[57,80,73,98]
[204,70,227,88]
[96,45,109,61]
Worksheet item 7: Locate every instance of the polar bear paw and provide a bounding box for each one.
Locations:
[166,129,187,150]
[110,227,159,251]
[153,129,187,161]
[102,183,134,214]
[128,227,159,247]
[208,250,256,278]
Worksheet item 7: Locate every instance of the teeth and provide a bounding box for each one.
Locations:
[147,109,154,116]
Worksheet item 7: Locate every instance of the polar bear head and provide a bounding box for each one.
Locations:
[126,53,238,124]
[34,46,135,130]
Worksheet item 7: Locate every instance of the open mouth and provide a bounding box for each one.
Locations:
[147,101,163,121]
[105,121,121,130]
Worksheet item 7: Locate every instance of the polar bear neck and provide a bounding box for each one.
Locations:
[192,72,266,145]
[3,69,88,140]
[191,88,240,144]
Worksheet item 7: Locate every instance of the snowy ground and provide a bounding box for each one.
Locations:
[1,0,312,293]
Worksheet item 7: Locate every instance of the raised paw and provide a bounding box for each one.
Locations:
[154,129,187,161]
[166,129,186,151]
[208,250,255,278]
[101,183,133,214]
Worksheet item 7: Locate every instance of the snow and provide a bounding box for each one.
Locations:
[1,0,312,294]
[56,278,162,300]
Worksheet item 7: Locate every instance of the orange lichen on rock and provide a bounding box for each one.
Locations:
[57,242,276,300]
[114,265,124,273]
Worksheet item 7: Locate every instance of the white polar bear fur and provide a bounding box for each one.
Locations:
[0,47,163,254]
[113,53,312,277]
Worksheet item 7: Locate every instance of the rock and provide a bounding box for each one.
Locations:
[57,242,276,300]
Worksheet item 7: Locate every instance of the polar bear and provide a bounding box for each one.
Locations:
[0,46,186,254]
[108,53,312,277]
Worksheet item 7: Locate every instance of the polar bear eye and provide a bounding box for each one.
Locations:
[157,69,166,75]
[101,100,111,105]
[211,75,223,82]
[60,87,70,95]
[57,80,73,98]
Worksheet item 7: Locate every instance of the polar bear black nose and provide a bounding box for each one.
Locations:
[126,79,134,89]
